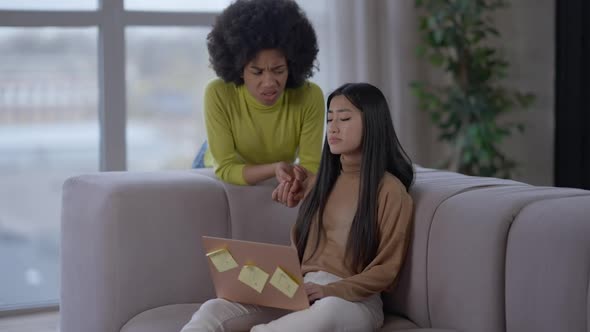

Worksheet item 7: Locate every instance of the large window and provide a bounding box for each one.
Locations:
[0,1,218,311]
[0,0,330,312]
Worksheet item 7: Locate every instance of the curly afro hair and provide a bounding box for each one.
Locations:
[207,0,319,88]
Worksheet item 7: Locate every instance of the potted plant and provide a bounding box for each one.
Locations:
[411,0,535,178]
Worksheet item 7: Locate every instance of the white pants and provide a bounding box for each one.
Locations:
[179,271,384,332]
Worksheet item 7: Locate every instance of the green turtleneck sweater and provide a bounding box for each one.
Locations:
[203,79,325,185]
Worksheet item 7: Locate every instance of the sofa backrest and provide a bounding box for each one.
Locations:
[194,169,298,245]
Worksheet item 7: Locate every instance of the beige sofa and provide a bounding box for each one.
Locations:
[60,167,590,332]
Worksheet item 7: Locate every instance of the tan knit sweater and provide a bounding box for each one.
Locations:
[292,156,414,302]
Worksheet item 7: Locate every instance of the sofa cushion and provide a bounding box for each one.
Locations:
[505,195,590,332]
[121,304,200,332]
[386,330,457,332]
[120,304,444,332]
[194,168,299,245]
[381,313,420,330]
[380,314,458,331]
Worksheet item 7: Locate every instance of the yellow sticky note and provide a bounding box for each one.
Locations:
[269,267,300,298]
[238,265,269,293]
[206,248,238,273]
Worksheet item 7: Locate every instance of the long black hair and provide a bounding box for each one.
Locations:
[294,83,414,273]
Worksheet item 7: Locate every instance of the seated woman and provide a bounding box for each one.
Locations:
[194,0,325,186]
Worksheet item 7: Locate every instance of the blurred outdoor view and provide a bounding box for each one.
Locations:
[126,27,216,171]
[0,27,98,308]
[0,26,216,309]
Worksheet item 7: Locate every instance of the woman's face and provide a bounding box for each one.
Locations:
[242,49,289,106]
[327,95,363,157]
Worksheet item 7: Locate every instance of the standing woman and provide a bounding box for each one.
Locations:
[194,0,325,186]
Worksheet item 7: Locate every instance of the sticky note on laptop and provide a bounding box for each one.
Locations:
[269,267,300,298]
[206,248,238,273]
[238,264,269,293]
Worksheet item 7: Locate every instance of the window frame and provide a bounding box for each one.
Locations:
[0,0,216,171]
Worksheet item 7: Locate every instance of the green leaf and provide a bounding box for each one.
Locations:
[515,92,535,108]
[458,0,472,15]
[410,81,424,90]
[439,132,456,142]
[429,52,445,66]
[419,17,428,30]
[433,29,445,44]
[480,149,492,163]
[416,44,428,57]
[486,27,500,36]
[427,16,438,29]
[462,150,473,164]
[431,111,442,123]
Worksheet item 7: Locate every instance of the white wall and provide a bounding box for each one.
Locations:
[493,0,555,185]
[377,0,440,169]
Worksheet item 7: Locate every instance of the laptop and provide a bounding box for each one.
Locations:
[201,236,310,311]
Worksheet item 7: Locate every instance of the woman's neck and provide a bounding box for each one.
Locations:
[340,153,361,174]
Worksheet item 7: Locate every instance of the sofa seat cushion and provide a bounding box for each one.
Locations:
[121,303,456,332]
[386,330,457,332]
[381,314,457,331]
[121,304,200,332]
[381,314,420,330]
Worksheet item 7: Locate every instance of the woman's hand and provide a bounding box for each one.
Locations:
[288,165,311,201]
[291,165,310,191]
[272,165,311,207]
[272,181,300,207]
[304,282,325,303]
[275,162,294,183]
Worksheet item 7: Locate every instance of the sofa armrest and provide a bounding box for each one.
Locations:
[506,195,590,332]
[61,171,230,332]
